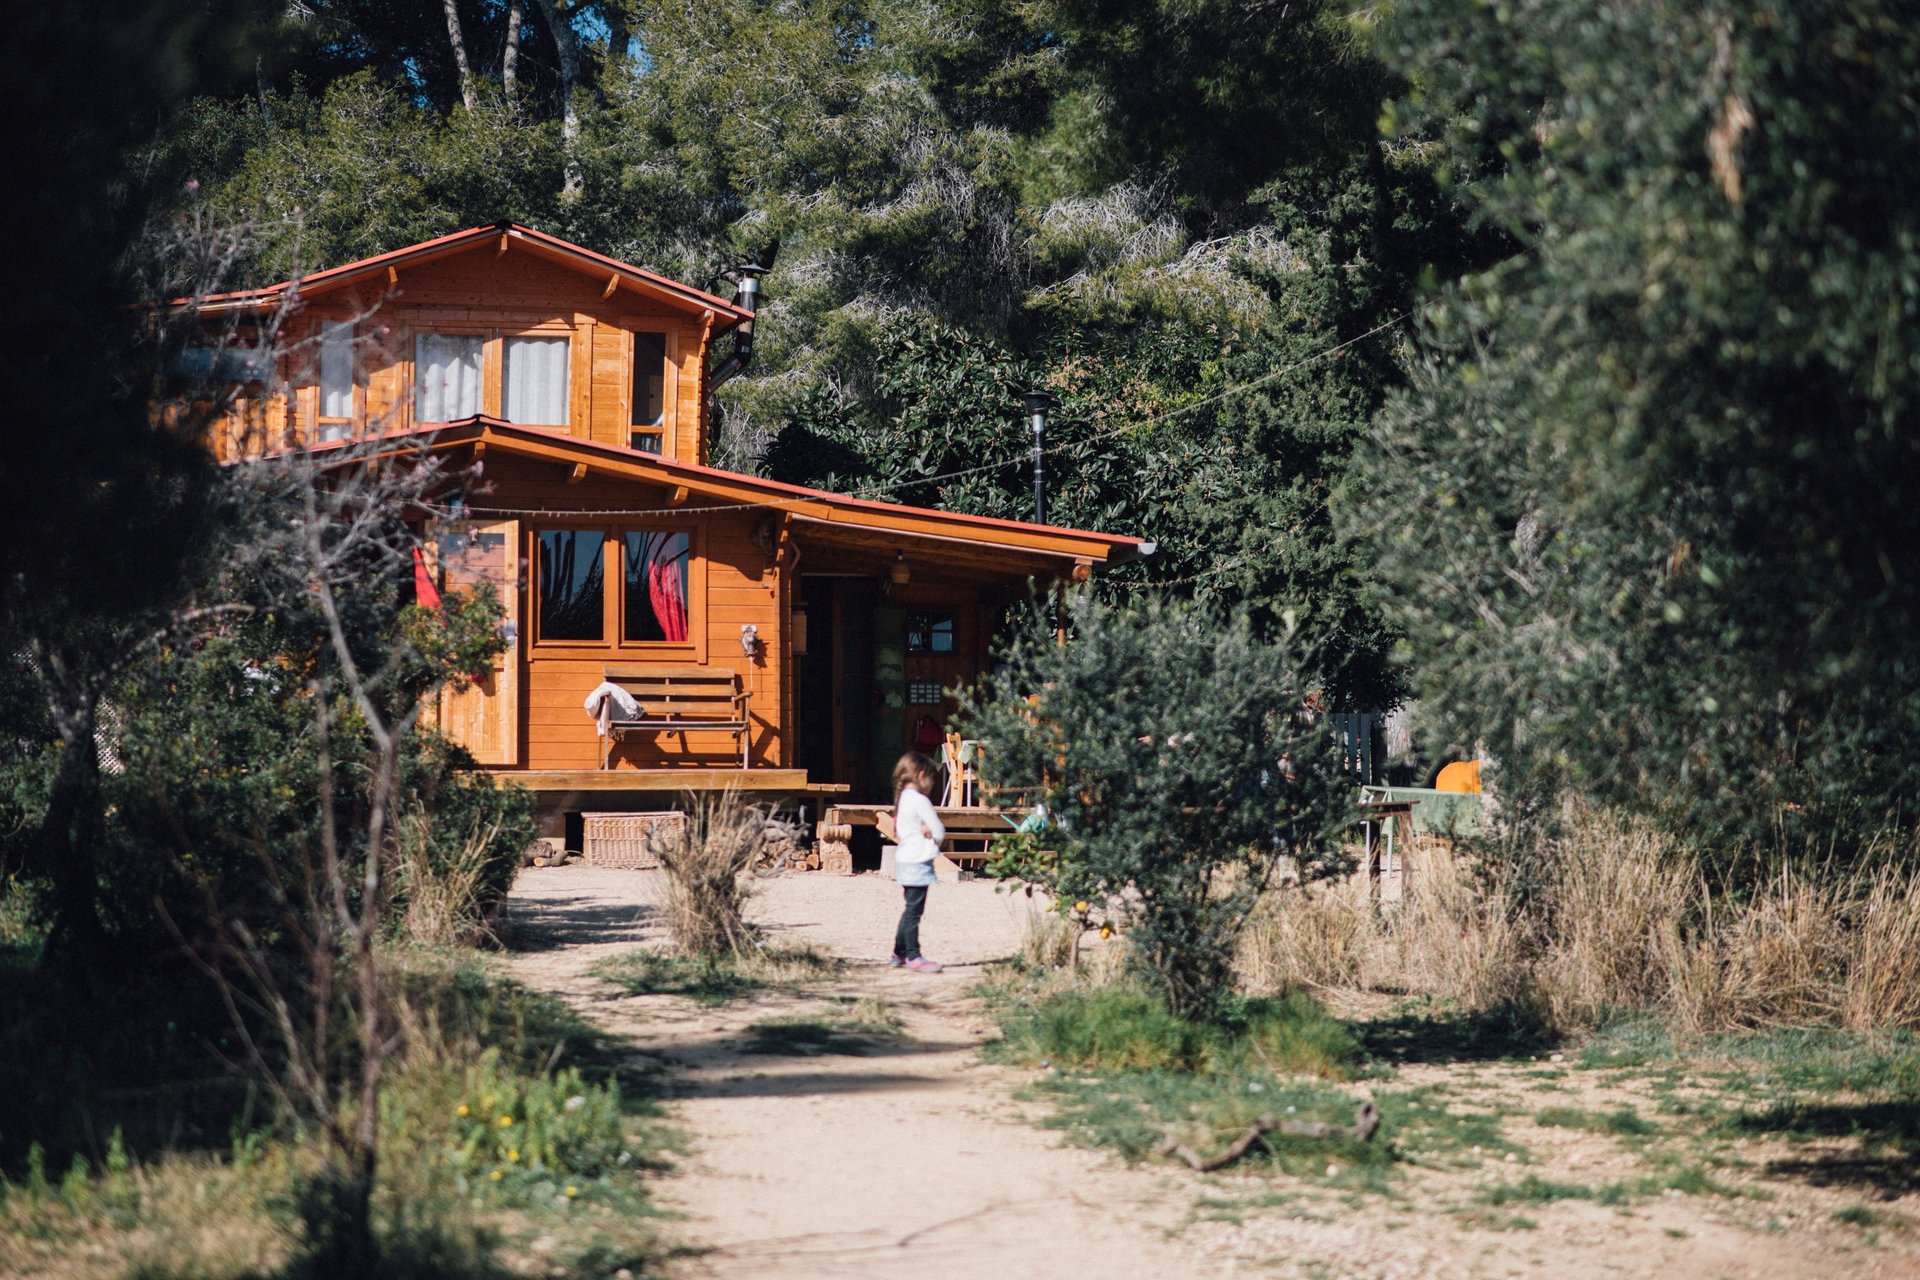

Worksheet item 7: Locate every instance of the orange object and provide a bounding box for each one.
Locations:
[1435,760,1482,793]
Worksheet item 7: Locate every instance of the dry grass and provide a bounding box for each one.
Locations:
[1844,866,1920,1029]
[1238,845,1530,1011]
[390,812,506,946]
[1241,813,1920,1035]
[1239,875,1378,993]
[651,789,769,957]
[1018,902,1080,970]
[1537,816,1691,1028]
[1391,853,1534,1012]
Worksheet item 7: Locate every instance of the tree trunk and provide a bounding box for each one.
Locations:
[34,692,116,992]
[533,0,583,199]
[607,6,630,70]
[502,0,523,96]
[441,0,477,111]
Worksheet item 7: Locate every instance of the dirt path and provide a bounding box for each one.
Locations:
[501,868,1920,1280]
[501,867,1207,1280]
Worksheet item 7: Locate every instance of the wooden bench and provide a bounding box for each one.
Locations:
[816,803,1028,875]
[600,663,751,769]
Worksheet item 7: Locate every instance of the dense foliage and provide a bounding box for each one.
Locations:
[136,0,1502,710]
[964,596,1349,1018]
[1351,0,1920,847]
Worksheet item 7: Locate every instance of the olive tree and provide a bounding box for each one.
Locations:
[964,594,1350,1019]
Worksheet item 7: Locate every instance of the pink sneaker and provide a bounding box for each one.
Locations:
[903,957,943,973]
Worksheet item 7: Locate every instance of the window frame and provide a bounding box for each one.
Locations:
[500,324,575,428]
[410,326,489,425]
[623,324,677,457]
[528,520,705,659]
[402,319,578,429]
[315,317,358,442]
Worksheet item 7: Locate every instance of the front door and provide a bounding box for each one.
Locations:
[797,577,878,798]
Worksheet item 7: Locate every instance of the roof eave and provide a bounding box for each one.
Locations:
[273,419,1148,562]
[168,224,753,328]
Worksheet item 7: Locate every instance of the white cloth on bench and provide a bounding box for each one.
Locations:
[583,681,640,738]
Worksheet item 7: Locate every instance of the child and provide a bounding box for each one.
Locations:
[888,751,946,973]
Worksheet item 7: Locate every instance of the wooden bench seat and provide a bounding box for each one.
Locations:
[600,663,751,769]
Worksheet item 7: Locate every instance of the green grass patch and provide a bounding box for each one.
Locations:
[1477,1174,1596,1206]
[1374,1086,1524,1167]
[1477,1160,1749,1210]
[979,973,1538,1192]
[987,983,1363,1078]
[1029,1067,1396,1189]
[1533,1105,1656,1137]
[591,945,838,1007]
[1834,1203,1910,1230]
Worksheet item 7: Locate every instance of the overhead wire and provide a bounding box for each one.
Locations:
[440,304,1421,523]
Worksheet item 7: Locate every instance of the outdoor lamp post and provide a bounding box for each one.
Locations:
[1024,389,1055,525]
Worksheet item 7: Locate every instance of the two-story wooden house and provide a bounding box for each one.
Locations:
[187,223,1148,848]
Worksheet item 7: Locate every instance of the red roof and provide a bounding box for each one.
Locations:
[177,224,754,328]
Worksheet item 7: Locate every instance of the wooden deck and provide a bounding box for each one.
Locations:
[493,768,850,795]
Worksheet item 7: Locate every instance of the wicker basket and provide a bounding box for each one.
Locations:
[583,811,686,869]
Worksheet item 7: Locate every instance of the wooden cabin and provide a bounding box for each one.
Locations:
[185,224,1149,847]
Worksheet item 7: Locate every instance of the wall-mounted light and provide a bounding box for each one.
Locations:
[889,553,911,586]
[740,623,762,656]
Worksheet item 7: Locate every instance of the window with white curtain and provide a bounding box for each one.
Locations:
[319,320,354,426]
[503,335,570,425]
[414,334,483,422]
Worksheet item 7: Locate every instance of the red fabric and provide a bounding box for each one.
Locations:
[646,537,688,641]
[412,546,442,610]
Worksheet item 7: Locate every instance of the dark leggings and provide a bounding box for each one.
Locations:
[894,885,929,959]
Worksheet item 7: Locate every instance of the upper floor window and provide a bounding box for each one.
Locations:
[317,320,354,442]
[415,334,482,422]
[630,331,668,453]
[504,335,570,426]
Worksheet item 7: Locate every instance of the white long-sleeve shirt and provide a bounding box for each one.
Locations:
[893,784,946,866]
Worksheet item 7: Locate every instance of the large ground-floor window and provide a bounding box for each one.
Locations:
[535,526,692,646]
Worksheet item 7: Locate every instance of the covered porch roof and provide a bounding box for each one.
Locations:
[310,417,1154,581]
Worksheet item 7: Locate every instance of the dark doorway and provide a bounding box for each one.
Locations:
[797,576,885,801]
[798,578,835,782]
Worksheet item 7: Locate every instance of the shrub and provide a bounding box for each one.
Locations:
[387,770,537,946]
[651,791,769,957]
[964,595,1349,1020]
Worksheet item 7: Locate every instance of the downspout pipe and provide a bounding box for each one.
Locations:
[708,264,767,393]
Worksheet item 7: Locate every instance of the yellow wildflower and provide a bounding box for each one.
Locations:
[565,1185,579,1198]
[506,1148,519,1163]
[497,1115,514,1128]
[455,1104,469,1117]
[489,1169,503,1182]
